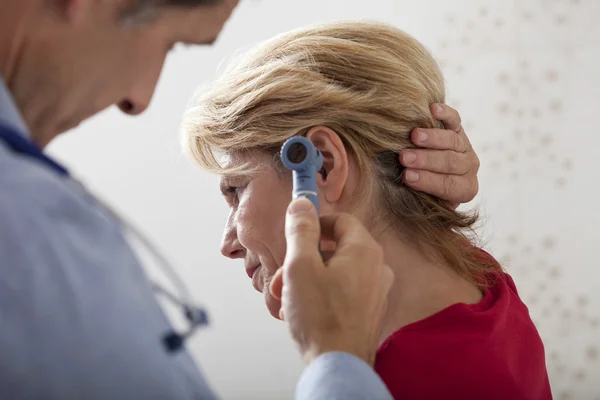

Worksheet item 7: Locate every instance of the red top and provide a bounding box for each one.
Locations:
[375,260,552,399]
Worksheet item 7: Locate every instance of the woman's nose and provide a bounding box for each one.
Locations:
[221,230,246,259]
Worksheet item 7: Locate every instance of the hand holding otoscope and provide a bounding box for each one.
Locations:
[271,136,393,367]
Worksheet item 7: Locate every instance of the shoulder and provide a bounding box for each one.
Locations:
[0,139,150,304]
[0,142,106,261]
[0,140,78,214]
[0,142,214,399]
[0,140,143,321]
[0,144,63,252]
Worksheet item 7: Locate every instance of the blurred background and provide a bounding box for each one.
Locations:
[47,0,600,398]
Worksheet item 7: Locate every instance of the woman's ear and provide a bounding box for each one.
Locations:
[306,126,348,204]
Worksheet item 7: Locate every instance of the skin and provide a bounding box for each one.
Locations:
[0,0,239,148]
[221,125,483,343]
[220,155,292,318]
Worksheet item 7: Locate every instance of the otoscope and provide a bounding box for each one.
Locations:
[280,136,323,214]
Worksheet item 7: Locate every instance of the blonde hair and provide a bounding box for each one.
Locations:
[182,20,497,285]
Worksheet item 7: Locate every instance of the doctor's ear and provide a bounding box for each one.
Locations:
[305,126,349,204]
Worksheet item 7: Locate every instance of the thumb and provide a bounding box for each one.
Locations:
[284,198,321,268]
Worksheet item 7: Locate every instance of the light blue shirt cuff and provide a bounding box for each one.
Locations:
[296,352,393,400]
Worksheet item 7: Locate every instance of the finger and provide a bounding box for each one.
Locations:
[402,169,479,204]
[269,270,285,321]
[319,213,364,246]
[284,198,322,271]
[431,103,461,133]
[269,268,283,301]
[318,213,381,261]
[409,127,469,153]
[400,149,471,175]
[431,103,473,148]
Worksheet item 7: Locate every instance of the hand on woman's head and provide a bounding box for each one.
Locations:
[399,104,480,209]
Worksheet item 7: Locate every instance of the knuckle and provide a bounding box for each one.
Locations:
[333,213,354,235]
[455,113,462,126]
[472,154,481,172]
[442,174,455,196]
[373,244,385,265]
[453,134,464,152]
[446,151,460,172]
[338,212,357,225]
[344,226,382,259]
[286,219,319,238]
[469,180,480,200]
[287,217,317,236]
[426,129,438,144]
[450,107,462,126]
[414,151,427,168]
[362,240,384,265]
[383,265,394,281]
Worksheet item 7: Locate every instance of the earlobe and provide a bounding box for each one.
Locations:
[306,126,348,204]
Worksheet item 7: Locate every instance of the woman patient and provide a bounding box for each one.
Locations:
[182,21,551,399]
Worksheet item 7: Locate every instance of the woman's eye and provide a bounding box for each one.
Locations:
[226,185,245,204]
[221,176,250,207]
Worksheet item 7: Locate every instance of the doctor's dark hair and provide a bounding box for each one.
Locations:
[182,21,498,287]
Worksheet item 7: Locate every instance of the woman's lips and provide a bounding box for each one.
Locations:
[251,265,263,292]
[246,264,260,279]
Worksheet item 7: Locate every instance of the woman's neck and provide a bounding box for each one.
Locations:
[375,229,483,346]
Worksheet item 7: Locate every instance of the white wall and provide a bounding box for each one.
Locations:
[47,0,600,399]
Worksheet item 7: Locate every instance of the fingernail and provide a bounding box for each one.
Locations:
[405,170,420,182]
[288,198,314,215]
[418,130,428,143]
[435,104,443,113]
[402,151,417,164]
[279,309,285,320]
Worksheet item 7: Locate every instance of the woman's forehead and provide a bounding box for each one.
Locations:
[216,150,283,182]
[219,149,276,169]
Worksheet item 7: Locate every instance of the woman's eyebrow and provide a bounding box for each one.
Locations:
[218,174,247,195]
[218,180,229,195]
[219,177,235,195]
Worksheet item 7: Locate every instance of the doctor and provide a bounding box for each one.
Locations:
[0,0,481,398]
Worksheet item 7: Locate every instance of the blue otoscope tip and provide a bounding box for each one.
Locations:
[280,136,323,215]
[280,136,323,172]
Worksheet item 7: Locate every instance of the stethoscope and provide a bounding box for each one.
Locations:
[0,124,208,353]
